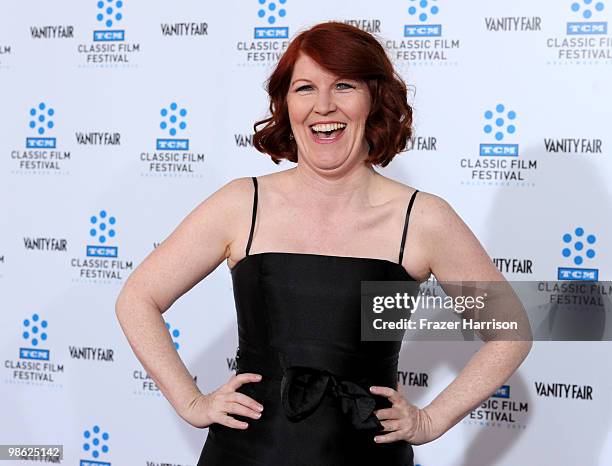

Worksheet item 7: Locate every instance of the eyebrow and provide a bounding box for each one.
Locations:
[290,78,355,87]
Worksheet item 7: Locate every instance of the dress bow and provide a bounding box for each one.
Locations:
[280,365,383,431]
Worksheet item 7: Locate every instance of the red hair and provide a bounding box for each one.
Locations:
[253,21,413,167]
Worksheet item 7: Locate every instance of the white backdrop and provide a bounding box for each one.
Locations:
[1,1,611,465]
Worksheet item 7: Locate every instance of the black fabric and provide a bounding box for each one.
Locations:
[197,177,418,466]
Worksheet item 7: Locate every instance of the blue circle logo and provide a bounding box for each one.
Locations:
[562,227,596,265]
[483,104,517,141]
[408,0,439,23]
[257,0,287,25]
[165,322,181,350]
[160,103,188,136]
[83,425,110,458]
[22,313,48,347]
[96,0,124,28]
[90,210,117,244]
[29,102,55,136]
[571,0,605,19]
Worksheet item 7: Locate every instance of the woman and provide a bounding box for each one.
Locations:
[115,22,532,465]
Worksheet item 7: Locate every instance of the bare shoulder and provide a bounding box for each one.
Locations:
[374,175,501,282]
[377,175,463,234]
[213,176,257,217]
[213,176,259,253]
[374,174,441,223]
[115,175,257,314]
[252,169,294,195]
[189,175,257,249]
[397,186,503,282]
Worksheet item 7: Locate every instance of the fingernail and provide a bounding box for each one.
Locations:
[369,386,375,392]
[256,374,262,380]
[258,405,264,411]
[255,412,262,417]
[374,437,379,442]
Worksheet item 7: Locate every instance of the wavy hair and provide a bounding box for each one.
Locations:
[253,21,413,167]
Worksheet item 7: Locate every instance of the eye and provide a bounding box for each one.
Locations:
[295,85,313,92]
[336,82,355,90]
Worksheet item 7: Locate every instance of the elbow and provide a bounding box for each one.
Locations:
[514,338,533,364]
[114,284,164,320]
[114,284,136,320]
[114,290,129,324]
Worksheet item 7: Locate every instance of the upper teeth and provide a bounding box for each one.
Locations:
[311,123,347,132]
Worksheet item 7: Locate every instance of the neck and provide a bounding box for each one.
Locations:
[289,159,379,214]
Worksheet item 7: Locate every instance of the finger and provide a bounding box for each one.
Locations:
[374,430,406,443]
[227,373,262,390]
[380,419,401,432]
[369,385,400,403]
[218,414,249,429]
[224,401,263,420]
[374,408,400,421]
[229,392,264,412]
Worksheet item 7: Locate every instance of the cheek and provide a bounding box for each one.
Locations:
[287,97,309,123]
[347,97,371,123]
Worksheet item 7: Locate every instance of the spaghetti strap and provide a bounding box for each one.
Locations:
[245,176,258,256]
[398,189,419,265]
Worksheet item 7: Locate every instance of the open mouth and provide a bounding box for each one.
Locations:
[309,122,347,143]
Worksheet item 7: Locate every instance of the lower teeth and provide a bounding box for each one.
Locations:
[315,129,342,139]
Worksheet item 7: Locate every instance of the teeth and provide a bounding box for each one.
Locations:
[311,122,347,132]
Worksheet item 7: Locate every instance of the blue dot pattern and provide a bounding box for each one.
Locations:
[408,0,439,22]
[29,102,55,135]
[83,425,110,458]
[165,322,181,350]
[89,210,117,244]
[96,0,123,28]
[258,0,287,25]
[22,313,48,347]
[483,104,517,141]
[562,227,597,265]
[160,103,188,136]
[571,0,605,19]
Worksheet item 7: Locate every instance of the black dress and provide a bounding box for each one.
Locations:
[198,176,419,466]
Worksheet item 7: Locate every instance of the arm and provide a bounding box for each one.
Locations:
[418,194,532,442]
[114,177,251,420]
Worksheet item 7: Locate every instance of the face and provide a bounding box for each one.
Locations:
[286,53,371,171]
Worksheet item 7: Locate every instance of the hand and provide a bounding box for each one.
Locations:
[370,381,435,445]
[180,373,265,429]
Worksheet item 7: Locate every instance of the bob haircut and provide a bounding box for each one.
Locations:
[253,21,413,168]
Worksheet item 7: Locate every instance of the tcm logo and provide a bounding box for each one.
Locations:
[567,0,607,35]
[479,104,519,156]
[156,102,190,150]
[93,0,125,42]
[86,210,118,258]
[404,0,442,37]
[80,425,111,466]
[26,102,56,149]
[492,385,510,399]
[558,227,598,281]
[19,313,50,361]
[254,0,289,39]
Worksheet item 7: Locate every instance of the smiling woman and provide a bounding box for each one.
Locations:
[253,21,413,168]
[115,19,532,466]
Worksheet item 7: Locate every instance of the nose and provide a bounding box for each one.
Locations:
[314,89,337,115]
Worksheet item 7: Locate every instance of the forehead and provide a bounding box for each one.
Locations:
[291,53,338,82]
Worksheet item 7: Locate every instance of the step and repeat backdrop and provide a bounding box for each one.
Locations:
[1,1,611,465]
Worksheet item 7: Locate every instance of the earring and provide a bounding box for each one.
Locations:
[289,132,294,140]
